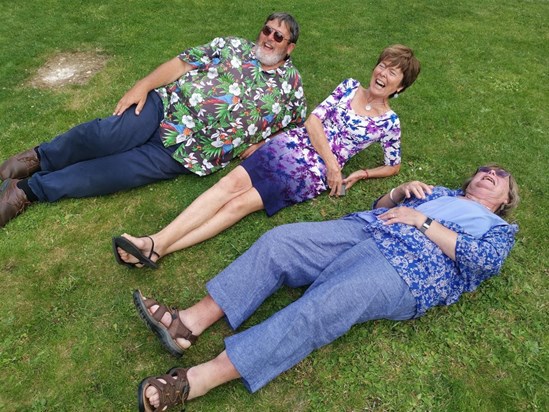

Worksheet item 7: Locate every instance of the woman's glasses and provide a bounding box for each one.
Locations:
[477,166,510,178]
[261,25,290,43]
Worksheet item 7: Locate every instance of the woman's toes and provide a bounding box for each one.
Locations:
[145,385,161,407]
[117,247,140,264]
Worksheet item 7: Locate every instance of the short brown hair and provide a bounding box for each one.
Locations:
[266,12,300,44]
[462,163,520,218]
[376,45,421,97]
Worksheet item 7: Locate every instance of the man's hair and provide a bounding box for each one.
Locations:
[461,163,520,218]
[265,12,300,44]
[376,45,421,97]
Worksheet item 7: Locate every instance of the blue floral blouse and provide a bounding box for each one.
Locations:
[349,186,518,317]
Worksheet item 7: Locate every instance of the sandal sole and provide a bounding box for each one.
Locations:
[112,236,158,269]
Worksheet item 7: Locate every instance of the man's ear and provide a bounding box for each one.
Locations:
[286,42,296,56]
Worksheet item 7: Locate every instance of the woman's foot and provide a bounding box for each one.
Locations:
[112,234,160,269]
[139,367,191,411]
[140,353,240,409]
[133,290,197,356]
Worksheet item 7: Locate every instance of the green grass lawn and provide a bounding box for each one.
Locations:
[0,0,547,410]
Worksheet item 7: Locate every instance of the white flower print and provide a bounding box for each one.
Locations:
[189,93,204,106]
[170,93,180,105]
[282,81,291,94]
[207,67,218,79]
[272,103,281,114]
[295,86,304,99]
[229,83,241,96]
[230,38,241,48]
[202,158,214,170]
[177,133,195,144]
[182,115,196,129]
[211,138,225,148]
[183,153,198,165]
[231,56,241,68]
[211,37,225,48]
[247,124,258,136]
[262,127,272,139]
[282,114,292,127]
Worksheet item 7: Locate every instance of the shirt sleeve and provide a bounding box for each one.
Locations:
[178,37,228,68]
[454,223,518,290]
[380,113,401,166]
[311,78,355,122]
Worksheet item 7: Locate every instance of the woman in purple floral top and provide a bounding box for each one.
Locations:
[114,45,421,269]
[134,165,519,411]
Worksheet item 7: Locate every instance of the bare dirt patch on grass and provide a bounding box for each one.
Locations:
[28,51,109,89]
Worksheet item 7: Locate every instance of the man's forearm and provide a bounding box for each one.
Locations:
[137,57,195,91]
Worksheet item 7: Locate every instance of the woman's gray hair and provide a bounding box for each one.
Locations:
[265,12,300,44]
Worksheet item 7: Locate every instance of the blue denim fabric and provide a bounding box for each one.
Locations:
[29,92,190,201]
[207,217,416,393]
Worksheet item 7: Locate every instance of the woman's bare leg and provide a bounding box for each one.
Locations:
[117,166,255,264]
[164,188,264,254]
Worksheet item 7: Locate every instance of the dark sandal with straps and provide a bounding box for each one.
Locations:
[112,235,159,269]
[138,367,190,412]
[133,289,198,357]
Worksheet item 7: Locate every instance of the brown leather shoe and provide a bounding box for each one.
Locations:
[0,179,31,228]
[0,148,40,180]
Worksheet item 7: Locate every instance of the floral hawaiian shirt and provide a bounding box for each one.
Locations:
[155,37,307,176]
[349,186,518,317]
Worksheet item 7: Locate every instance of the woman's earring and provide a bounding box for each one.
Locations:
[393,92,399,98]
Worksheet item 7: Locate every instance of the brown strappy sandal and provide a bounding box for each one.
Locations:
[138,367,190,412]
[133,289,198,357]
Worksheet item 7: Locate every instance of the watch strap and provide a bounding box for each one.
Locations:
[419,217,433,234]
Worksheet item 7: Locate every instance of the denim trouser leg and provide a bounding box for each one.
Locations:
[206,218,417,393]
[37,91,164,171]
[207,219,369,329]
[28,92,191,201]
[29,132,190,201]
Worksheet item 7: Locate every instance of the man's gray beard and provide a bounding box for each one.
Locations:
[254,45,286,68]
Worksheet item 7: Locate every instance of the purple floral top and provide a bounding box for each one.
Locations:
[350,187,518,317]
[155,37,306,176]
[245,78,401,209]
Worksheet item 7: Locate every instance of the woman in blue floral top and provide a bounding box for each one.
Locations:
[133,164,520,411]
[114,45,421,269]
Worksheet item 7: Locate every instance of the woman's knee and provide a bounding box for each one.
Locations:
[215,167,252,195]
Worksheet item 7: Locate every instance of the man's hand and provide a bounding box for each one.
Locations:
[113,82,149,116]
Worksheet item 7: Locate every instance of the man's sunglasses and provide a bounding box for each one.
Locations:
[477,166,510,178]
[261,25,290,43]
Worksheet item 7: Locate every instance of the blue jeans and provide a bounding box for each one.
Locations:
[206,217,417,392]
[29,92,190,201]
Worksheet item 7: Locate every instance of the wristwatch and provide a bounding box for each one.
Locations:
[419,217,433,234]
